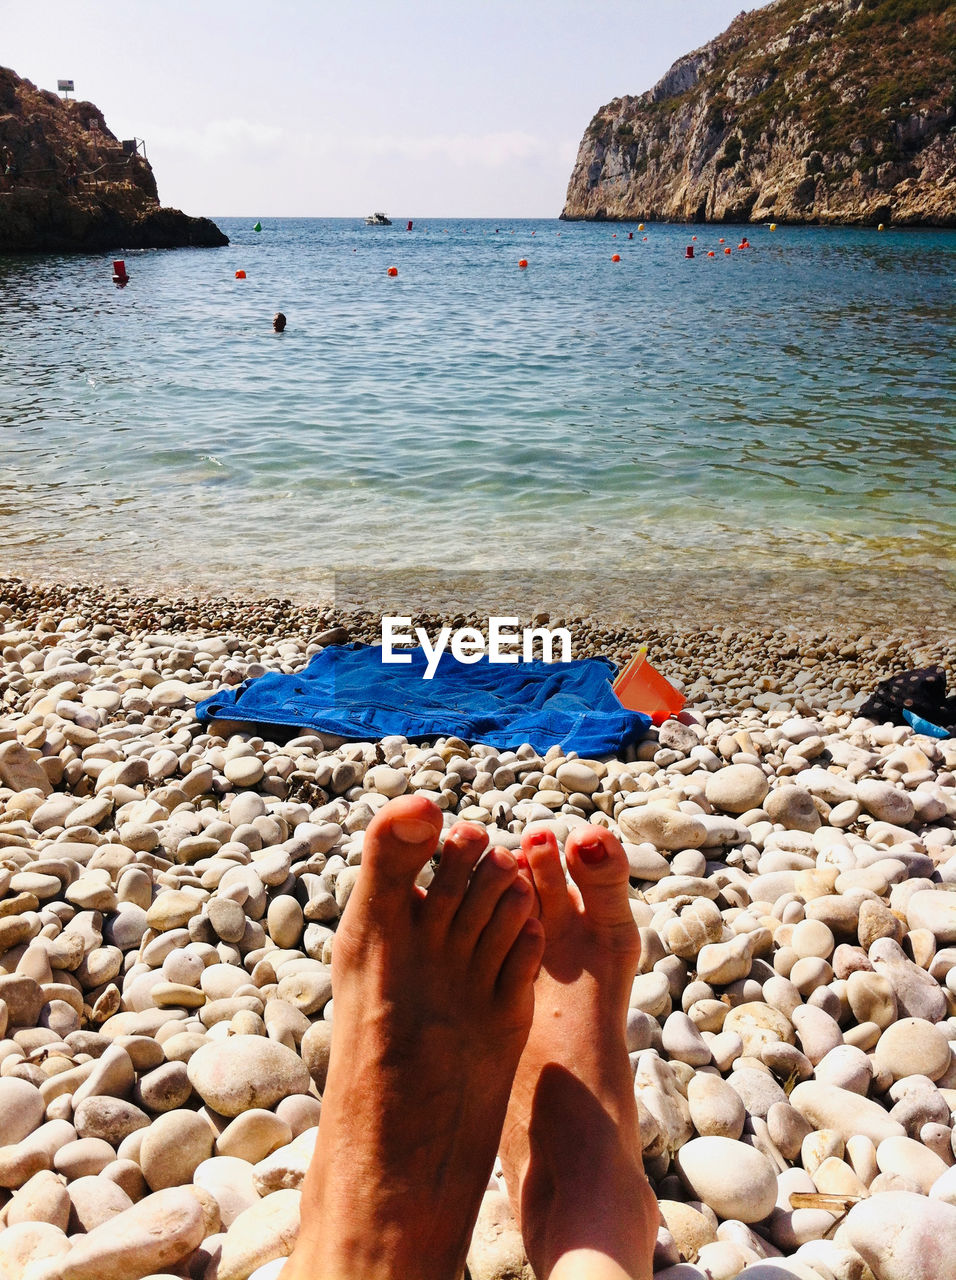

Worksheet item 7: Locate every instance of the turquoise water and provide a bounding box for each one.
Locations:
[0,218,953,606]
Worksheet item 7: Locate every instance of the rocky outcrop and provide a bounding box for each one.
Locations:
[562,0,956,225]
[0,66,227,251]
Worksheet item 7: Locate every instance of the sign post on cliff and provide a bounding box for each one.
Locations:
[57,79,74,100]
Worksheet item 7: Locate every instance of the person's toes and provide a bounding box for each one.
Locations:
[423,822,489,930]
[473,875,536,981]
[358,795,444,899]
[513,849,540,919]
[497,916,546,1002]
[564,825,636,933]
[520,827,572,925]
[452,845,520,948]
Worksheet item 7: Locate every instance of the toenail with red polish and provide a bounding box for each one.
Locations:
[527,832,551,846]
[577,837,608,864]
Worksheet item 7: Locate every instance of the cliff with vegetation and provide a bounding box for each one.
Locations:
[0,66,227,252]
[562,0,956,225]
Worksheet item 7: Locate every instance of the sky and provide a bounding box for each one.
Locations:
[4,0,773,218]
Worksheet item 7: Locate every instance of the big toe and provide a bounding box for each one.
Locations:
[360,795,444,896]
[564,825,637,934]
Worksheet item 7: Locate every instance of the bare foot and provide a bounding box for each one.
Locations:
[501,825,657,1280]
[282,795,545,1280]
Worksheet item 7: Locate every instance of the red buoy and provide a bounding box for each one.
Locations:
[386,266,398,277]
[518,258,528,268]
[235,269,246,279]
[707,250,715,257]
[628,232,633,239]
[611,253,621,262]
[724,247,732,254]
[407,220,413,231]
[112,259,128,283]
[685,246,694,258]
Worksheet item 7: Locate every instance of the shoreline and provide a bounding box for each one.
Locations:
[3,569,953,649]
[3,572,954,736]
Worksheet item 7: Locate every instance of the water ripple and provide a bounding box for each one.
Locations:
[0,219,953,595]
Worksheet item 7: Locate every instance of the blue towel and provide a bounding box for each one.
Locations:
[195,644,650,756]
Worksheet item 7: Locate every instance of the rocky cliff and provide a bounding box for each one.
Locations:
[0,67,227,251]
[562,0,956,225]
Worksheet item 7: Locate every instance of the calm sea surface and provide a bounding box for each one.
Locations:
[1,217,953,616]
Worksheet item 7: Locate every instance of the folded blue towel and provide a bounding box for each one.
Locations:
[195,644,650,756]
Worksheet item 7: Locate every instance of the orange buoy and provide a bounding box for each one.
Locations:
[692,235,697,241]
[235,269,246,279]
[719,238,725,244]
[386,266,398,277]
[518,258,528,268]
[642,236,648,241]
[707,250,715,257]
[638,223,645,231]
[611,253,621,262]
[612,233,617,238]
[724,247,732,254]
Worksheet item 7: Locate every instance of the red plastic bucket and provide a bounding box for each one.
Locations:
[613,650,686,725]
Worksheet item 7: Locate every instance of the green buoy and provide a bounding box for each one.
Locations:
[253,221,262,232]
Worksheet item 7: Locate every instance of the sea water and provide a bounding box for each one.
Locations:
[0,218,953,616]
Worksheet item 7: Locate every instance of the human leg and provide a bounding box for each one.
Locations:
[282,795,545,1280]
[501,825,657,1280]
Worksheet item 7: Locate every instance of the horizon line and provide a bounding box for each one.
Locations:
[208,213,567,221]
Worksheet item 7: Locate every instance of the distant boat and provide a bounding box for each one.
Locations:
[365,212,392,226]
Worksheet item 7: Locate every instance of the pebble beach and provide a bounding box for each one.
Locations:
[1,575,956,1280]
